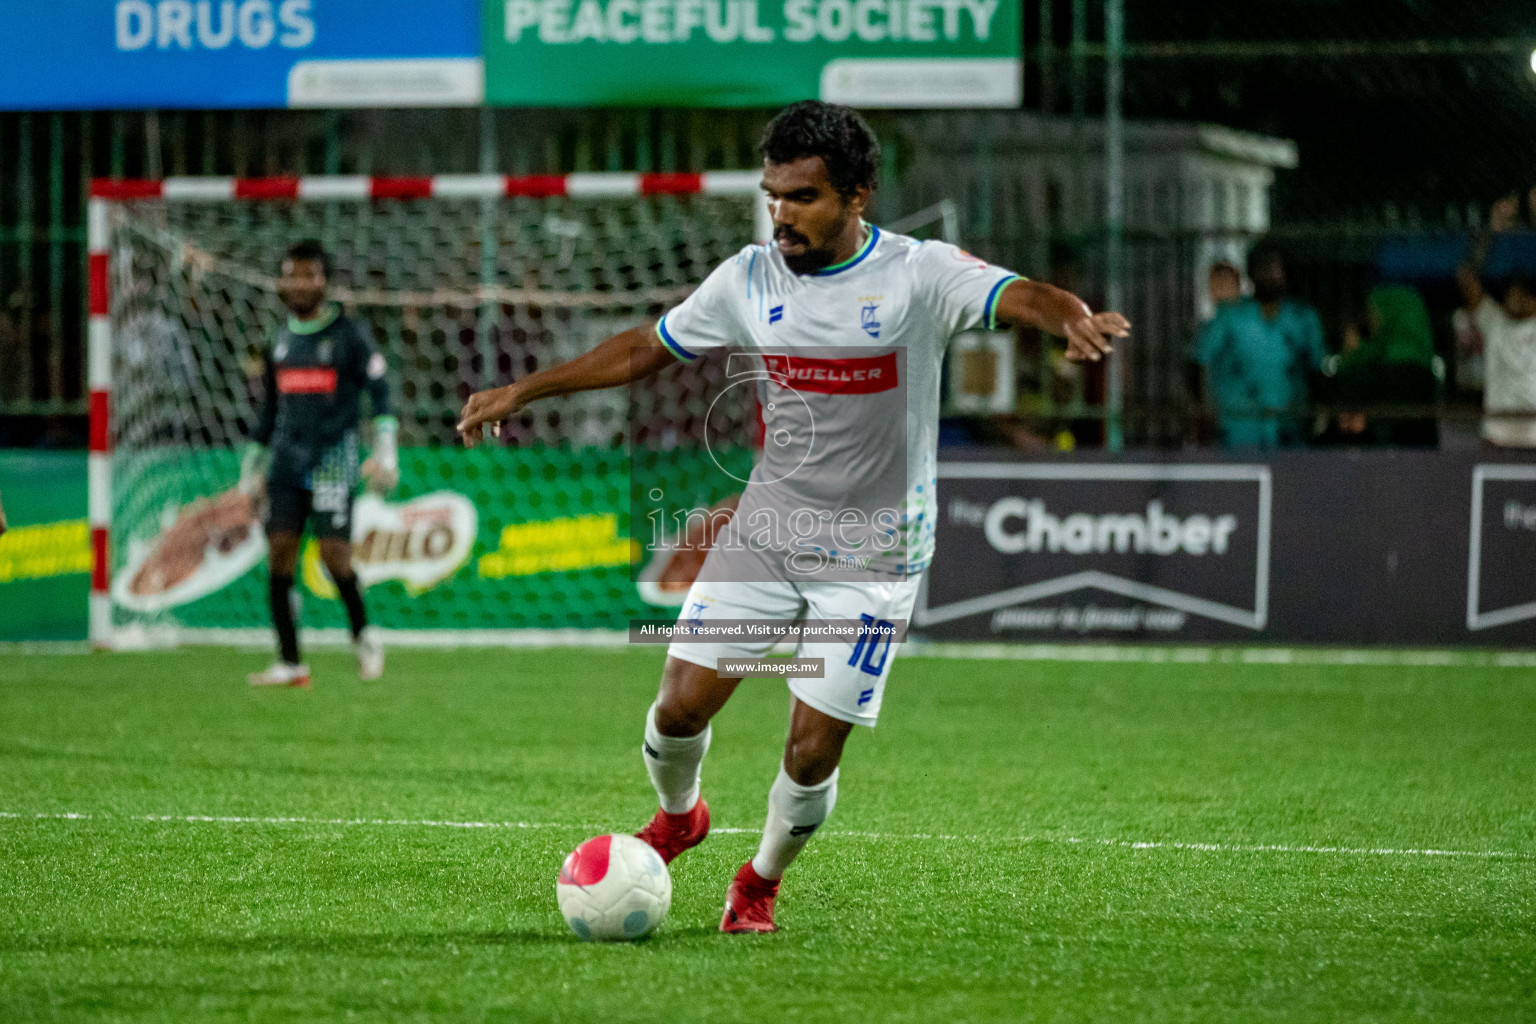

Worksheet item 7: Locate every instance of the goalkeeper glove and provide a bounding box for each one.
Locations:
[363,416,399,494]
[238,443,270,496]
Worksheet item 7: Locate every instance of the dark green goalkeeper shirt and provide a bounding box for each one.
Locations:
[251,306,391,489]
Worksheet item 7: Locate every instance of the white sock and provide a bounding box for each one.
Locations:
[751,764,839,881]
[642,702,710,814]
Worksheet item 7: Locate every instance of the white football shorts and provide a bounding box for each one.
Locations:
[665,573,922,727]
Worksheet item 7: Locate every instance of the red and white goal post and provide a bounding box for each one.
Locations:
[86,172,769,649]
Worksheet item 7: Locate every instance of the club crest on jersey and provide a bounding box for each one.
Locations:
[316,339,334,364]
[858,295,882,339]
[274,342,289,361]
[769,304,784,324]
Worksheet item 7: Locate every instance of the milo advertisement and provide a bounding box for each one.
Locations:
[109,445,736,633]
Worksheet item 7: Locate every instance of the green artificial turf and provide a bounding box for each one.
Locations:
[1,645,1533,1022]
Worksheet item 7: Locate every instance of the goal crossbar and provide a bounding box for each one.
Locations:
[88,172,766,203]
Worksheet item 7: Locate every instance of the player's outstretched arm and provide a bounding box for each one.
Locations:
[994,279,1130,363]
[457,324,676,447]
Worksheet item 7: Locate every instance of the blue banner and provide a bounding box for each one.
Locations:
[0,1,482,110]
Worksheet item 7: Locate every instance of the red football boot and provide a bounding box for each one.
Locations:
[635,797,710,865]
[720,860,779,933]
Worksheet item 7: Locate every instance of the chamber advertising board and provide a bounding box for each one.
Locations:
[917,449,1536,647]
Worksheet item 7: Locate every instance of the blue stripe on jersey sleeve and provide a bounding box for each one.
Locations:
[984,275,1023,330]
[656,316,698,361]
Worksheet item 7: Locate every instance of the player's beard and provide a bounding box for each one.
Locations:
[281,290,326,318]
[776,227,836,276]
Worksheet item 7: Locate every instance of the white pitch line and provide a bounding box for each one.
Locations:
[904,642,1536,669]
[2,811,1530,862]
[0,812,587,831]
[1056,836,1532,860]
[11,636,1536,668]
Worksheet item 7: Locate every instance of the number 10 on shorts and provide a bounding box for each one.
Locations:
[848,613,896,676]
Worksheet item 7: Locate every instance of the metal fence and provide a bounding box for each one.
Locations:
[2,0,1530,445]
[0,108,782,431]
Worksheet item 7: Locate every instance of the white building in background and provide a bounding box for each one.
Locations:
[896,111,1298,435]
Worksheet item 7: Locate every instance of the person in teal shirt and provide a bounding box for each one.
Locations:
[1194,243,1327,449]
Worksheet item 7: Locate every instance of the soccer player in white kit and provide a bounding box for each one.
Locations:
[458,102,1128,933]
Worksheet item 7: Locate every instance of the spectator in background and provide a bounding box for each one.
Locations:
[1207,260,1242,313]
[1458,262,1536,448]
[1451,194,1523,397]
[1333,285,1439,446]
[1452,295,1487,398]
[1194,242,1327,449]
[1185,260,1245,446]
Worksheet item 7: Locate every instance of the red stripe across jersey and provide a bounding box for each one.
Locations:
[760,352,899,395]
[276,367,338,395]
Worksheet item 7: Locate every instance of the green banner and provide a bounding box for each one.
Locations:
[0,451,90,642]
[111,445,744,633]
[483,0,1021,107]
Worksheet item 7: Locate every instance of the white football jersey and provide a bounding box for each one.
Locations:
[657,224,1021,574]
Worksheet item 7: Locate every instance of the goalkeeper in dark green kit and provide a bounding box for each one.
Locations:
[241,240,397,688]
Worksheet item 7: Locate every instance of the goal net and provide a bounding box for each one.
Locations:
[88,174,766,647]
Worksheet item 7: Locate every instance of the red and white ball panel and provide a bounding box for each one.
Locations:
[556,834,671,941]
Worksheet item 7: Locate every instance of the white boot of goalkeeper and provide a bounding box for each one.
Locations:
[356,627,384,681]
[248,662,311,688]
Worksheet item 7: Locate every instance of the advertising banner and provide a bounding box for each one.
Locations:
[922,463,1270,635]
[104,444,1536,648]
[109,445,738,634]
[483,0,1022,107]
[917,449,1536,647]
[0,452,91,642]
[0,1,482,110]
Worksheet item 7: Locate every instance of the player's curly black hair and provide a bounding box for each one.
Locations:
[281,238,333,279]
[759,101,881,199]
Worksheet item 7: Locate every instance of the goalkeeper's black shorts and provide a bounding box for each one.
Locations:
[264,479,353,540]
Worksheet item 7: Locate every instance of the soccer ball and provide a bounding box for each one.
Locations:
[556,833,671,941]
